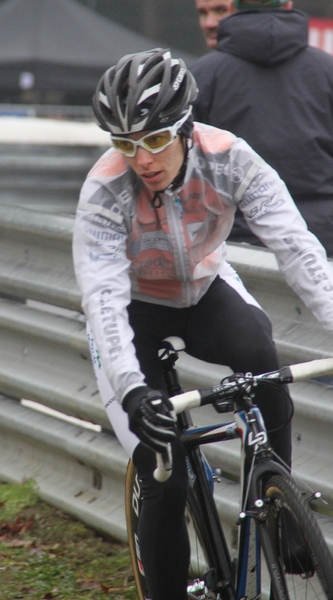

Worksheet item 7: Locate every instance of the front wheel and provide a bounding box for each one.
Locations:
[258,474,333,600]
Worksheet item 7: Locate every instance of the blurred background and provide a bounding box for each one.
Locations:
[0,0,332,113]
[78,0,333,57]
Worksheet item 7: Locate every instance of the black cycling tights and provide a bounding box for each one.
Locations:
[129,276,292,600]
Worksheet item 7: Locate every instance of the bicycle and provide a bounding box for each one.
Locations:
[125,337,333,600]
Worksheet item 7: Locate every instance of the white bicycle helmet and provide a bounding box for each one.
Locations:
[92,48,198,136]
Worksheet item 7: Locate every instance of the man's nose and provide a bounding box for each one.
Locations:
[205,11,219,28]
[135,146,154,165]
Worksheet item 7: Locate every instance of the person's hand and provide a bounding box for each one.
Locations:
[123,386,177,453]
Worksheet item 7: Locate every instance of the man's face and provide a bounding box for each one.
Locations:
[123,132,185,193]
[195,0,235,49]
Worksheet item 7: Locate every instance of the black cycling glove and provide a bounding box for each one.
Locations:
[123,385,177,453]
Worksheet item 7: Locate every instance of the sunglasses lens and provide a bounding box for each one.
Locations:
[143,130,173,151]
[112,138,135,156]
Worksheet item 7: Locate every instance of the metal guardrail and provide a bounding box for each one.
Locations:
[0,204,332,554]
[0,144,108,214]
[0,116,110,214]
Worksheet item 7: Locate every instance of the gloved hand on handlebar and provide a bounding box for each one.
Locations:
[123,386,177,453]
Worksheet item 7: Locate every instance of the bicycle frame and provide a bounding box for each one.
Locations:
[178,398,291,600]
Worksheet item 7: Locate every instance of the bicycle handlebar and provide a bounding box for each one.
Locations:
[153,356,333,481]
[287,357,333,382]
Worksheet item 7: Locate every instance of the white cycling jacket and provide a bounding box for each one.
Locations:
[73,122,333,401]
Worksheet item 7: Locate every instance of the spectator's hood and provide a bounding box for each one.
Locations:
[217,9,308,67]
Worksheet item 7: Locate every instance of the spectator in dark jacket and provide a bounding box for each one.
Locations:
[190,0,333,257]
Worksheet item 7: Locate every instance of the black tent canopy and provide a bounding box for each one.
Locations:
[0,0,194,105]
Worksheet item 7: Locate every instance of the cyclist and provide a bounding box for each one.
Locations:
[72,48,333,600]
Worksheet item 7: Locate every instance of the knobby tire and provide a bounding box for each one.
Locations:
[258,474,333,600]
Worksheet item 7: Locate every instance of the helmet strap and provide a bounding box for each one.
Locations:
[169,136,190,191]
[151,191,164,208]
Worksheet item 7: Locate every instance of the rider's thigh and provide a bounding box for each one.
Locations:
[185,275,279,374]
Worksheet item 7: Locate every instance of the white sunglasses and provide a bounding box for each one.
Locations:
[111,109,191,157]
